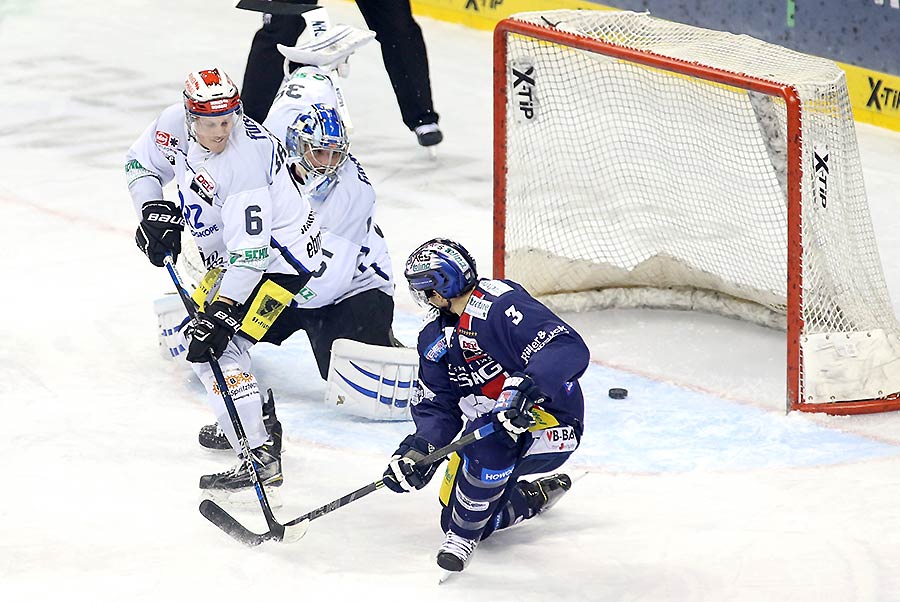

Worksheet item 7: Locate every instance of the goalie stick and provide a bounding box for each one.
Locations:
[162,255,306,543]
[199,421,499,546]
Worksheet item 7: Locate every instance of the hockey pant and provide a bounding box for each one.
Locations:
[437,409,580,541]
[261,288,395,379]
[179,271,309,454]
[179,333,268,453]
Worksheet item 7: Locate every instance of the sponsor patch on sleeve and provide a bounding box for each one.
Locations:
[424,334,447,362]
[228,246,270,271]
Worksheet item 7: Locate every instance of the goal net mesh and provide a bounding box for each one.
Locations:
[498,10,900,409]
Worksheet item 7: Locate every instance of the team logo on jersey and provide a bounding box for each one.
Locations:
[190,168,217,203]
[155,130,179,148]
[458,334,485,364]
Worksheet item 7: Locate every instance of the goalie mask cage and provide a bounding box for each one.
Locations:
[493,10,900,415]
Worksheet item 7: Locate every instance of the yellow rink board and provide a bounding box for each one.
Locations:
[409,0,900,133]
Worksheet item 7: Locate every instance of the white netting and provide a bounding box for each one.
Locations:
[499,10,900,406]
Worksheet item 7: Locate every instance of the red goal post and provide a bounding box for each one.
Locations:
[493,10,900,415]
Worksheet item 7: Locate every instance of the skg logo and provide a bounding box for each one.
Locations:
[813,144,829,209]
[448,360,504,389]
[866,77,900,112]
[511,59,536,121]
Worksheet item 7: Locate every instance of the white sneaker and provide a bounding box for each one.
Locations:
[436,530,479,572]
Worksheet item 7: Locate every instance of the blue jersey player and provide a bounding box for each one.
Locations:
[383,238,590,574]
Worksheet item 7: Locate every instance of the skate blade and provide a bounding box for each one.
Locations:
[438,569,456,584]
[199,485,283,509]
[427,146,438,160]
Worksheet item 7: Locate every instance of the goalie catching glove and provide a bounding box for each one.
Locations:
[184,300,242,362]
[492,373,541,445]
[135,200,184,267]
[383,434,439,493]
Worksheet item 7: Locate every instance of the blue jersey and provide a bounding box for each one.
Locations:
[411,279,589,447]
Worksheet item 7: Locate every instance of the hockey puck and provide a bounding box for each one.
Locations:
[608,387,628,399]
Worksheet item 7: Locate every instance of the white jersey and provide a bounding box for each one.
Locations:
[264,67,394,309]
[125,105,322,304]
[264,66,341,143]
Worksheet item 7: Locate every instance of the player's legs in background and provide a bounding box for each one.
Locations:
[354,0,441,143]
[241,10,310,122]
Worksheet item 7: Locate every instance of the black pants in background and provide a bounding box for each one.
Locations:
[241,0,438,130]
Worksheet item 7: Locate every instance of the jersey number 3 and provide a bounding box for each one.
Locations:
[505,305,523,325]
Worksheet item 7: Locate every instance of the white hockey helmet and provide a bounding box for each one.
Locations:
[183,68,243,135]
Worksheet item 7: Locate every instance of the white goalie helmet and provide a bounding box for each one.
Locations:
[286,103,350,180]
[182,67,243,137]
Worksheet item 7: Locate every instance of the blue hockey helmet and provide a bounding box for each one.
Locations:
[405,238,478,306]
[285,103,349,177]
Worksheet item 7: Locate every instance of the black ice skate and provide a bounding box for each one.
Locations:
[198,419,283,490]
[518,473,573,516]
[414,123,443,147]
[436,530,479,573]
[198,388,278,451]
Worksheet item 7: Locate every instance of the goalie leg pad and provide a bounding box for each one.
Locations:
[324,339,419,421]
[154,294,190,360]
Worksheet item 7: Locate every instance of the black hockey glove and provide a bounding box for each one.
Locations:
[491,373,540,446]
[383,434,439,493]
[184,300,242,362]
[135,200,184,267]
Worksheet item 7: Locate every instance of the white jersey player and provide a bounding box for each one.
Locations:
[265,66,394,311]
[126,67,323,492]
[194,68,402,451]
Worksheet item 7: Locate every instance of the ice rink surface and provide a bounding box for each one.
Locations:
[4,1,900,600]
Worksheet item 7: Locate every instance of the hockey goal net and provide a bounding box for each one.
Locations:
[494,10,900,414]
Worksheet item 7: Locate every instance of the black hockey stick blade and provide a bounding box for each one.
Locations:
[199,500,310,546]
[235,1,319,15]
